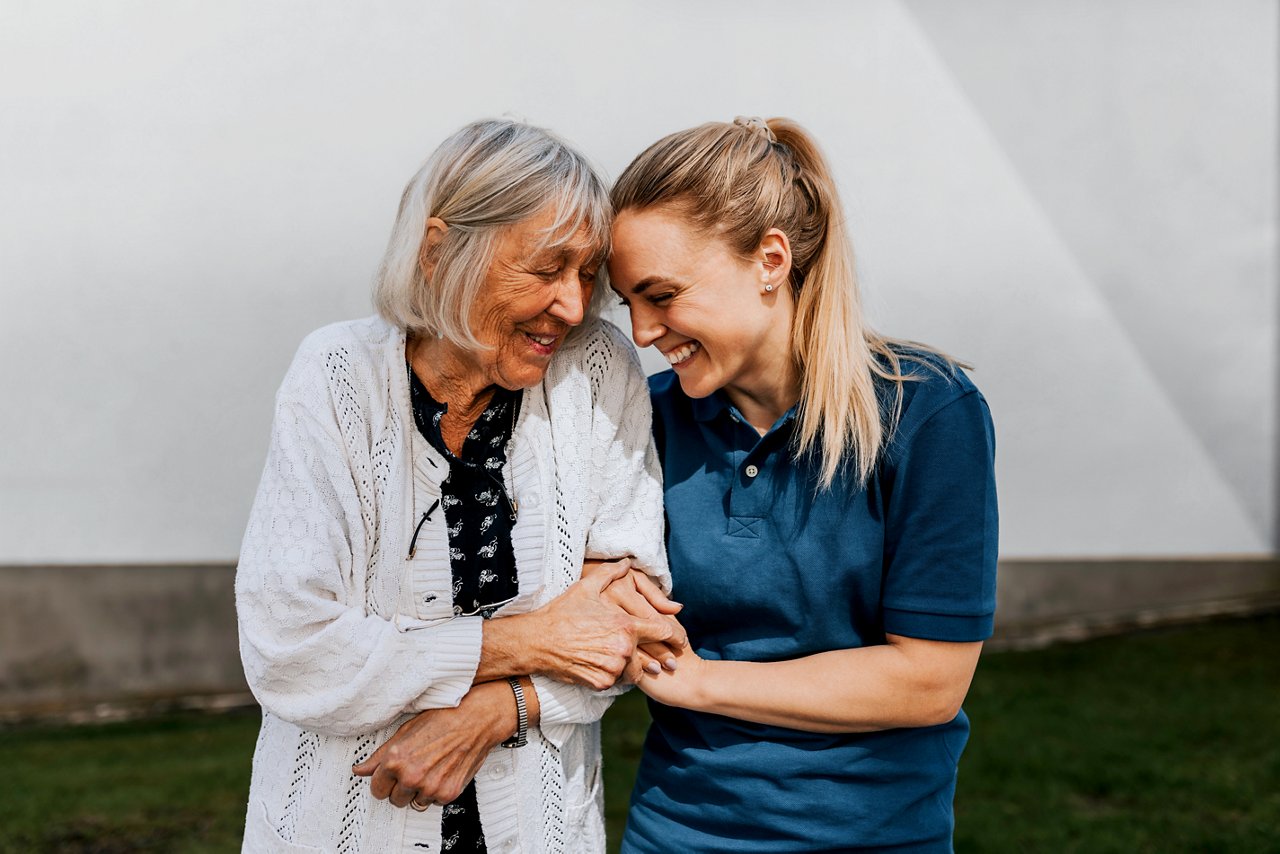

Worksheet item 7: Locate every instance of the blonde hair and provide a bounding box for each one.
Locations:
[374,119,613,350]
[611,117,960,488]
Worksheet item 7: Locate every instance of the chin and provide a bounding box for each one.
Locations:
[498,362,552,391]
[675,371,720,399]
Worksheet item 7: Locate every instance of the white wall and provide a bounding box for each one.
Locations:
[1,0,1275,563]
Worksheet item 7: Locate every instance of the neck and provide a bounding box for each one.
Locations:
[408,335,494,420]
[722,297,802,434]
[723,359,802,436]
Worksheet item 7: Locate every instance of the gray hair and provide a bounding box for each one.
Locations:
[373,119,613,349]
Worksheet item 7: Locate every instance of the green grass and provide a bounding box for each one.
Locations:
[1,615,1277,853]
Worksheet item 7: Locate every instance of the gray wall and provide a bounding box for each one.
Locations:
[1,1,1276,565]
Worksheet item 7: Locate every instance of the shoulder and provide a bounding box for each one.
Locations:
[877,345,992,460]
[552,318,645,402]
[278,315,401,403]
[293,315,398,365]
[558,317,641,370]
[875,343,993,471]
[647,369,685,418]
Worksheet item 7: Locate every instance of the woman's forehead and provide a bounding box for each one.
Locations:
[513,218,606,264]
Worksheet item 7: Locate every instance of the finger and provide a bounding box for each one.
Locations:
[352,745,384,777]
[610,583,660,619]
[632,615,675,645]
[368,765,397,800]
[660,614,687,649]
[632,571,683,615]
[389,781,418,809]
[582,557,632,592]
[639,642,678,672]
[633,647,663,677]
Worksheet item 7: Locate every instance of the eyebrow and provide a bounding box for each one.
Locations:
[629,275,676,295]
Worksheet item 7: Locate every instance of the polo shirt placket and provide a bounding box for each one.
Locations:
[721,407,795,539]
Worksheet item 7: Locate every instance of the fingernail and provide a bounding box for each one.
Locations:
[663,658,678,671]
[644,662,661,675]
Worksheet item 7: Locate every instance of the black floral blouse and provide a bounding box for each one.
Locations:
[408,364,522,852]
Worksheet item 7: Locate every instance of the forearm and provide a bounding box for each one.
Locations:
[475,613,545,683]
[672,639,981,734]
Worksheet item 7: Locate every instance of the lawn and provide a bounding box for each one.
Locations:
[1,615,1276,853]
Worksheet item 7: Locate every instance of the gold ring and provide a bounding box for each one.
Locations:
[409,796,433,812]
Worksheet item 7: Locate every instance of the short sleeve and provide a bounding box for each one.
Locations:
[881,390,998,642]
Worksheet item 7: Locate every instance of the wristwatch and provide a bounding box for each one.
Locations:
[501,677,528,748]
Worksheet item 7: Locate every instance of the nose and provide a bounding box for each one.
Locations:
[628,300,665,349]
[547,272,588,327]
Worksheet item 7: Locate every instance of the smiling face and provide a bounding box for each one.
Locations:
[445,204,603,393]
[609,206,796,407]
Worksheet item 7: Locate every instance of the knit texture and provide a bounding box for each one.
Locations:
[236,316,668,853]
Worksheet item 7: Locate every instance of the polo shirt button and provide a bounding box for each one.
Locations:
[745,465,759,478]
[489,764,508,779]
[501,839,517,852]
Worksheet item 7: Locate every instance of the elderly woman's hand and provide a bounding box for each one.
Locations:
[478,559,679,690]
[353,679,526,809]
[591,560,687,675]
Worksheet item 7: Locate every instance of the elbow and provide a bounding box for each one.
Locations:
[912,684,967,728]
[241,655,402,738]
[257,690,399,737]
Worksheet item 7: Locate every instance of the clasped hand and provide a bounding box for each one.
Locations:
[356,559,687,809]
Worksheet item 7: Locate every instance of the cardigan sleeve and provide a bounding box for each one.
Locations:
[236,389,483,737]
[581,322,671,587]
[535,322,671,743]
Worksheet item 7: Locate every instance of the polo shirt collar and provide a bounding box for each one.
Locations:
[690,389,799,435]
[690,390,732,422]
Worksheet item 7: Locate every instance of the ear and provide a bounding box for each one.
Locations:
[758,228,792,290]
[418,217,449,281]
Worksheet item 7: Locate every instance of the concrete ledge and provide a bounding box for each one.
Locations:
[0,563,247,722]
[990,556,1280,649]
[1,557,1277,721]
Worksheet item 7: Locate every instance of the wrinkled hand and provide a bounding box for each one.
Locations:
[532,558,677,690]
[594,562,687,676]
[352,681,511,809]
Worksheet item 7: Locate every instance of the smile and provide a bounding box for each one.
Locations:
[523,330,561,355]
[665,341,701,366]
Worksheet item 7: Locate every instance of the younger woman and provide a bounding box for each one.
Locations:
[608,117,998,853]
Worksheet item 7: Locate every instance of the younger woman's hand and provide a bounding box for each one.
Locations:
[626,640,707,710]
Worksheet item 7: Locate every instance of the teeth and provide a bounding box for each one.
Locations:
[666,341,700,365]
[527,333,556,346]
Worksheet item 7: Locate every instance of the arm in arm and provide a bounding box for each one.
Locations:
[533,323,674,731]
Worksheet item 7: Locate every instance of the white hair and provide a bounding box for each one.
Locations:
[373,119,613,349]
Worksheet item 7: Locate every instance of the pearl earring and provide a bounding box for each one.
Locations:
[763,273,773,293]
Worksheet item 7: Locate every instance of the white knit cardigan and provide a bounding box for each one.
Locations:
[236,315,669,854]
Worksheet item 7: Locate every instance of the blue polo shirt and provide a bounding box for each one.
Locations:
[623,356,998,854]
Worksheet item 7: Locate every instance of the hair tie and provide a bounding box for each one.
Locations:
[733,115,776,144]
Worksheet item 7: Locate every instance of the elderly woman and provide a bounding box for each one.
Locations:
[236,119,675,854]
